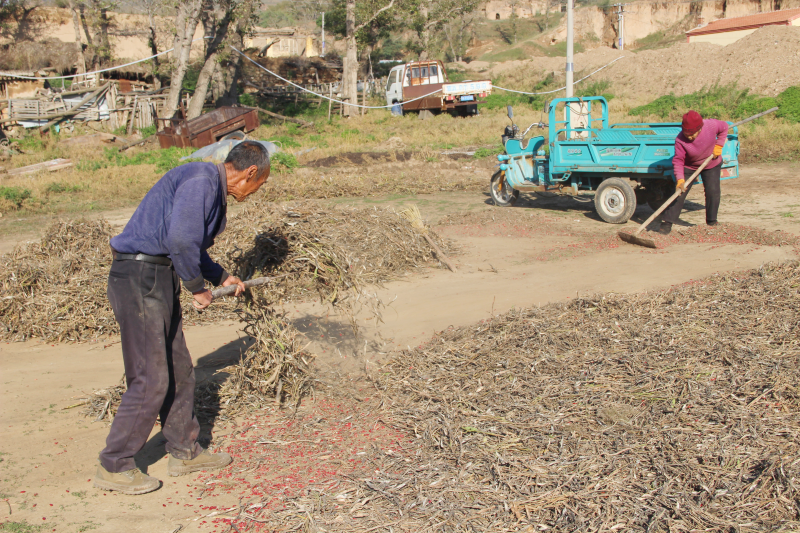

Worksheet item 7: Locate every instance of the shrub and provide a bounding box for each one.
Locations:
[271,152,298,173]
[777,86,800,123]
[629,84,794,123]
[576,80,614,102]
[0,186,32,208]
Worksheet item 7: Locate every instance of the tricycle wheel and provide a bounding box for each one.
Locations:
[594,178,636,224]
[490,170,519,207]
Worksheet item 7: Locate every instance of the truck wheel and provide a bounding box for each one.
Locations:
[490,170,519,207]
[594,178,636,224]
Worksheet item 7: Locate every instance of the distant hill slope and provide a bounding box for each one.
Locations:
[458,25,800,101]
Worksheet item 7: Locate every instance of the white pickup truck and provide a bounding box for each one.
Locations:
[384,60,492,116]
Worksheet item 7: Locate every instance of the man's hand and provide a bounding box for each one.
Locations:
[192,289,213,310]
[676,179,686,193]
[222,275,246,297]
[713,145,723,159]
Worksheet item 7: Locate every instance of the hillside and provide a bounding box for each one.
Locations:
[458,25,800,100]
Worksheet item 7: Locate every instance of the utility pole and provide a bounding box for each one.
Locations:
[321,12,326,57]
[565,0,573,97]
[615,3,625,50]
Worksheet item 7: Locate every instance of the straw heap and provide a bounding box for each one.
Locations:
[257,262,800,532]
[0,220,117,342]
[0,203,451,342]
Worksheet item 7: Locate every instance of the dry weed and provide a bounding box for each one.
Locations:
[0,219,117,342]
[0,202,451,342]
[247,262,800,532]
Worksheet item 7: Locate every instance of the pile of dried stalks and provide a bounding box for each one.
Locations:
[81,309,314,422]
[0,202,449,342]
[267,262,800,532]
[197,200,451,324]
[0,220,117,342]
[79,377,125,422]
[214,308,315,415]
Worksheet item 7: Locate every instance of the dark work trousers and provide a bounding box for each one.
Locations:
[99,259,202,473]
[661,164,722,225]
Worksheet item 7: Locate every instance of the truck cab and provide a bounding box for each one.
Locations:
[385,61,445,106]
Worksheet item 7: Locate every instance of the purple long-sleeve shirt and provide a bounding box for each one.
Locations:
[110,162,229,293]
[672,119,728,182]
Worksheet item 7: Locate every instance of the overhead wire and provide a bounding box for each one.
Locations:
[492,55,626,95]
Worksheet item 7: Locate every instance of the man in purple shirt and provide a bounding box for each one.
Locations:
[94,141,270,494]
[659,110,728,235]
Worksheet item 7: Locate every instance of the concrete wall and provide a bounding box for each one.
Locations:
[244,33,319,58]
[688,27,759,45]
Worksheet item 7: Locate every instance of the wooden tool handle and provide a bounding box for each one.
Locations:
[211,275,284,299]
[633,154,714,237]
[423,234,457,273]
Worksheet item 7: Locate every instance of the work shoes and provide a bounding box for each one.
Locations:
[167,448,232,477]
[657,222,673,235]
[93,464,160,495]
[707,220,718,226]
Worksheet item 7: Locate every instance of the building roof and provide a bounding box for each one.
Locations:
[687,7,800,35]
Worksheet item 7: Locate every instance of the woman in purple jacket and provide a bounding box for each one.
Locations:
[659,110,728,234]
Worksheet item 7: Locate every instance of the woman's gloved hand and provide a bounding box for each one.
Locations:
[713,145,723,159]
[676,179,686,193]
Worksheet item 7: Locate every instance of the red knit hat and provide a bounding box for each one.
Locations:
[682,110,703,135]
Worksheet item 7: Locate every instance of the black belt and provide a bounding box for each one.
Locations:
[113,252,172,267]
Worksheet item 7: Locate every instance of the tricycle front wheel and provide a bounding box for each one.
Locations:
[594,178,636,224]
[490,170,520,207]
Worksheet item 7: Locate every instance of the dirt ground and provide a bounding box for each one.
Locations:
[1,161,799,532]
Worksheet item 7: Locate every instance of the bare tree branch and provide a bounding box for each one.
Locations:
[354,0,394,33]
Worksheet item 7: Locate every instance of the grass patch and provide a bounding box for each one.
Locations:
[738,117,800,163]
[139,125,157,138]
[45,182,84,194]
[481,48,530,63]
[0,186,32,209]
[633,29,686,51]
[271,152,299,173]
[473,146,503,159]
[484,72,558,111]
[271,135,302,149]
[576,80,614,102]
[777,86,800,123]
[0,521,43,533]
[628,84,789,122]
[628,85,800,163]
[76,147,196,173]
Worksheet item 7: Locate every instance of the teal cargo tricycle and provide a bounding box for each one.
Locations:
[490,96,741,224]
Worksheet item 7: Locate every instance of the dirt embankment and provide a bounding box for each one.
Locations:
[464,25,800,100]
